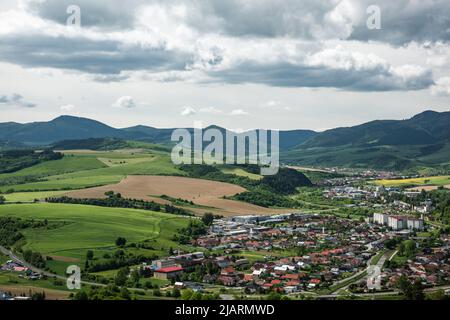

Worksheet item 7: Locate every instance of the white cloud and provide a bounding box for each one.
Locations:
[0,1,438,92]
[199,106,222,114]
[180,106,197,116]
[230,109,249,116]
[60,104,75,111]
[0,93,36,108]
[112,96,136,109]
[431,77,450,97]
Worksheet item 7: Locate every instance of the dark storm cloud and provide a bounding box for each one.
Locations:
[0,34,190,75]
[26,0,144,29]
[0,0,442,90]
[350,0,450,45]
[25,0,450,43]
[207,62,434,92]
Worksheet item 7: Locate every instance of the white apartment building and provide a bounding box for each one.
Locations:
[373,213,388,225]
[373,213,424,231]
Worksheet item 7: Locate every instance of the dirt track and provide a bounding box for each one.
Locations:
[67,175,289,216]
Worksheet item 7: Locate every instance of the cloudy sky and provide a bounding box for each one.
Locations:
[0,0,449,131]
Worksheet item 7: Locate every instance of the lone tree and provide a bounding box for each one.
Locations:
[115,237,127,247]
[201,212,215,226]
[0,195,5,204]
[86,250,94,260]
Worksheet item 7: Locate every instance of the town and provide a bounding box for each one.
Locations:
[1,169,449,300]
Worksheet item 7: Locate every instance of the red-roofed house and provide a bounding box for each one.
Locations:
[281,274,300,280]
[271,279,282,286]
[153,266,183,280]
[243,274,254,282]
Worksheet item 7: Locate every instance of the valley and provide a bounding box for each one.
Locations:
[0,111,449,301]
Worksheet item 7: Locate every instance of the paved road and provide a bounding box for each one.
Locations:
[329,250,390,295]
[0,245,106,289]
[3,245,449,299]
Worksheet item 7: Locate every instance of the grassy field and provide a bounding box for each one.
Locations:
[3,191,69,202]
[220,168,262,180]
[0,203,191,265]
[0,156,107,179]
[375,175,450,187]
[1,152,184,192]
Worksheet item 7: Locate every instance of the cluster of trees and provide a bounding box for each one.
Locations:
[180,289,219,300]
[179,164,259,190]
[180,165,314,208]
[0,175,45,190]
[85,249,149,273]
[23,250,46,269]
[398,240,417,258]
[0,149,63,174]
[261,168,312,194]
[52,138,128,151]
[0,217,48,247]
[0,195,4,204]
[47,192,192,216]
[396,275,424,300]
[72,285,132,300]
[173,220,208,244]
[201,212,221,226]
[430,190,450,225]
[233,189,298,208]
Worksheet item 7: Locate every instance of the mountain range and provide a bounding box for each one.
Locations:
[0,110,449,171]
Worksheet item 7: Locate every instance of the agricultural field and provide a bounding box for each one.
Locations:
[0,203,192,273]
[66,175,286,216]
[220,168,262,180]
[3,191,69,203]
[0,151,183,193]
[375,175,450,187]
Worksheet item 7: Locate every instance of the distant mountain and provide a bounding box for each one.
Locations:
[283,110,450,170]
[0,110,448,171]
[0,116,126,145]
[301,110,450,148]
[0,115,317,150]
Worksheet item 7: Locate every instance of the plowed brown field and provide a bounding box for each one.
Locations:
[67,175,289,216]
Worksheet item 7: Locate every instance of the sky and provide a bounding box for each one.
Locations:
[0,0,449,131]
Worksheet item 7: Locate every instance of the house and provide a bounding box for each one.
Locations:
[152,259,178,270]
[243,274,254,282]
[218,275,238,286]
[283,286,298,294]
[13,266,28,273]
[153,266,183,280]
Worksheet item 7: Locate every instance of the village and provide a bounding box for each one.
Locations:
[1,172,448,300]
[138,207,449,298]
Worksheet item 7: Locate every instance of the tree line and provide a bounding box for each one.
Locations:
[47,192,193,216]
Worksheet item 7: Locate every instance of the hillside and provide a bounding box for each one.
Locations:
[301,110,450,148]
[282,110,450,171]
[0,115,317,151]
[0,110,449,171]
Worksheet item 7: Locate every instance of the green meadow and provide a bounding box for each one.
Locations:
[0,203,191,264]
[0,151,183,192]
[3,190,69,202]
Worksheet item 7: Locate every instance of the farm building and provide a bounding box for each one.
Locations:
[153,266,183,280]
